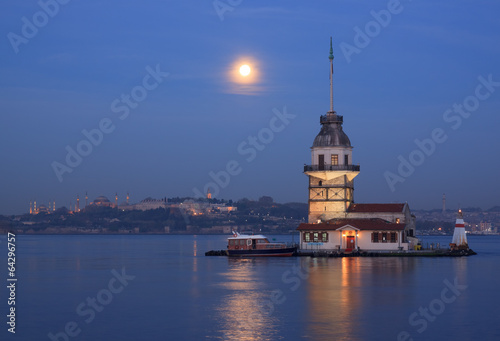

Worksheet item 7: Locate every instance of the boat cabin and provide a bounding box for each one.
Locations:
[227,233,287,251]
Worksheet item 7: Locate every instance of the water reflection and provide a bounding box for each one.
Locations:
[306,258,415,340]
[214,258,280,341]
[453,257,468,286]
[450,257,469,333]
[193,239,198,272]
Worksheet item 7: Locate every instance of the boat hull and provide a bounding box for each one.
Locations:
[227,247,296,257]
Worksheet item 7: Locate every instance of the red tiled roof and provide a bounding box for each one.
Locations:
[347,203,406,213]
[297,218,405,231]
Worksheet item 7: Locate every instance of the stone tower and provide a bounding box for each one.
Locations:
[304,38,360,223]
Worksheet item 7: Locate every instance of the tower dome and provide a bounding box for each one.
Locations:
[312,113,351,147]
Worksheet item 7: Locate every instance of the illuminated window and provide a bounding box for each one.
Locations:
[331,154,338,165]
[382,232,387,243]
[396,218,400,224]
[305,233,310,242]
[322,232,328,242]
[313,232,319,242]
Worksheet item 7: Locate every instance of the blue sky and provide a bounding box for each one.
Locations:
[1,0,499,215]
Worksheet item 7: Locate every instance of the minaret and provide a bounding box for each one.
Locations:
[126,192,130,205]
[76,195,80,212]
[451,209,468,250]
[29,201,33,214]
[53,200,55,211]
[34,200,37,213]
[304,38,360,223]
[442,193,446,214]
[115,193,118,206]
[85,192,88,207]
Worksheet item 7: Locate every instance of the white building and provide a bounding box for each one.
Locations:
[119,197,168,211]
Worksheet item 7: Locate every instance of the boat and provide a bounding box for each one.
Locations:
[227,231,297,257]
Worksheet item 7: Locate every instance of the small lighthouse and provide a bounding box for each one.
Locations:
[450,209,468,250]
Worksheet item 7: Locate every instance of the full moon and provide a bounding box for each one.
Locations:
[239,64,251,77]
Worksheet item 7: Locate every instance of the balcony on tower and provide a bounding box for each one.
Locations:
[320,113,343,124]
[304,164,360,172]
[304,163,360,182]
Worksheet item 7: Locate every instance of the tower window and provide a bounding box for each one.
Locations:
[344,155,349,165]
[331,154,338,166]
[318,181,322,186]
[318,154,325,170]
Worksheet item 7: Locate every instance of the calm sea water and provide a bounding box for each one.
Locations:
[0,234,499,341]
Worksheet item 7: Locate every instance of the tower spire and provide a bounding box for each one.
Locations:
[329,37,334,113]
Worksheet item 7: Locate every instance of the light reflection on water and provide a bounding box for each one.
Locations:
[214,258,282,341]
[305,258,360,341]
[305,257,418,341]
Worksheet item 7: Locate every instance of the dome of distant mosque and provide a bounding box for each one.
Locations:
[93,196,111,204]
[312,113,351,148]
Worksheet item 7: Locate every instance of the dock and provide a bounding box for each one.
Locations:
[205,249,477,257]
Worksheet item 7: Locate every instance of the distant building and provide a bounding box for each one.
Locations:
[297,39,417,252]
[29,200,55,214]
[479,222,492,232]
[90,196,117,208]
[123,197,168,211]
[215,205,237,213]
